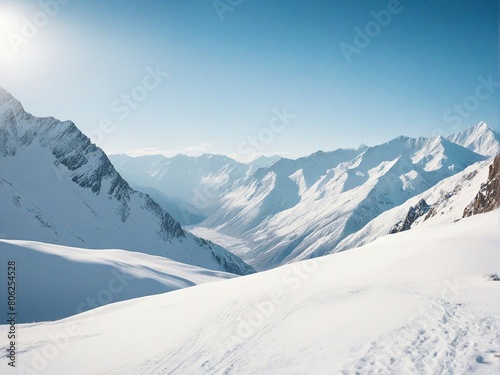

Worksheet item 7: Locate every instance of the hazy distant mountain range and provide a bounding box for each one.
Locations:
[111,121,499,270]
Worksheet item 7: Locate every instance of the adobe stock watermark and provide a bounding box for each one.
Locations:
[237,107,296,157]
[19,269,133,374]
[224,259,321,351]
[441,74,499,131]
[7,0,71,53]
[340,0,411,63]
[213,0,244,21]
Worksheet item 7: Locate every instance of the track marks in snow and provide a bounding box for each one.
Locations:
[98,279,500,374]
[341,282,500,374]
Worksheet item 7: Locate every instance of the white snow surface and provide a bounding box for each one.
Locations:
[0,239,234,323]
[2,210,500,374]
[447,122,500,157]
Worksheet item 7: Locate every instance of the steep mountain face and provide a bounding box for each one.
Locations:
[463,154,500,217]
[200,147,369,236]
[194,134,485,270]
[335,160,491,252]
[0,88,254,275]
[447,122,500,157]
[123,181,207,226]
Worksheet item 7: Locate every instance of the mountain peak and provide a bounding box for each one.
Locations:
[357,143,369,151]
[0,87,25,116]
[461,121,492,135]
[0,87,15,102]
[447,122,500,157]
[476,121,489,129]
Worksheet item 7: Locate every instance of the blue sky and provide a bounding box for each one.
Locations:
[0,0,498,161]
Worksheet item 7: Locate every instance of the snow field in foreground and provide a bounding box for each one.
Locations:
[1,210,499,374]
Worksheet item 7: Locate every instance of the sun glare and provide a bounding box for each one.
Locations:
[0,5,17,32]
[0,5,19,59]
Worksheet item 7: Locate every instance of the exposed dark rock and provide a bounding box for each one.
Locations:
[390,198,431,234]
[463,154,500,217]
[487,273,500,281]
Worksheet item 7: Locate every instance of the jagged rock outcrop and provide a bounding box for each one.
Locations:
[390,199,431,234]
[463,154,500,217]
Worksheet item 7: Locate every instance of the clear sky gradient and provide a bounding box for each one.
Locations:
[0,0,498,161]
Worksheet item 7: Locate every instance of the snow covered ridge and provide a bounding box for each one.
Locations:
[334,160,492,252]
[0,239,235,323]
[447,121,500,157]
[196,130,492,270]
[0,87,254,275]
[114,120,498,271]
[4,210,500,374]
[108,152,281,223]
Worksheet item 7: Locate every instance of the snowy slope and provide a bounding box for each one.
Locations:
[335,160,492,252]
[196,135,485,270]
[0,239,234,323]
[447,122,500,157]
[4,210,500,374]
[0,88,253,275]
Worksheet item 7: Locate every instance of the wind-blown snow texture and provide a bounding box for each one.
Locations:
[3,210,500,374]
[0,88,254,275]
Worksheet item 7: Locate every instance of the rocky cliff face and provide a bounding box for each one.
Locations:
[463,154,500,217]
[390,198,431,234]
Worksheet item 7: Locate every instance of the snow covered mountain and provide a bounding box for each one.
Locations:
[109,153,246,211]
[105,120,495,271]
[109,153,281,220]
[335,147,500,253]
[194,134,486,270]
[0,239,234,323]
[0,88,254,275]
[334,159,492,252]
[447,121,500,157]
[122,181,207,226]
[6,209,500,374]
